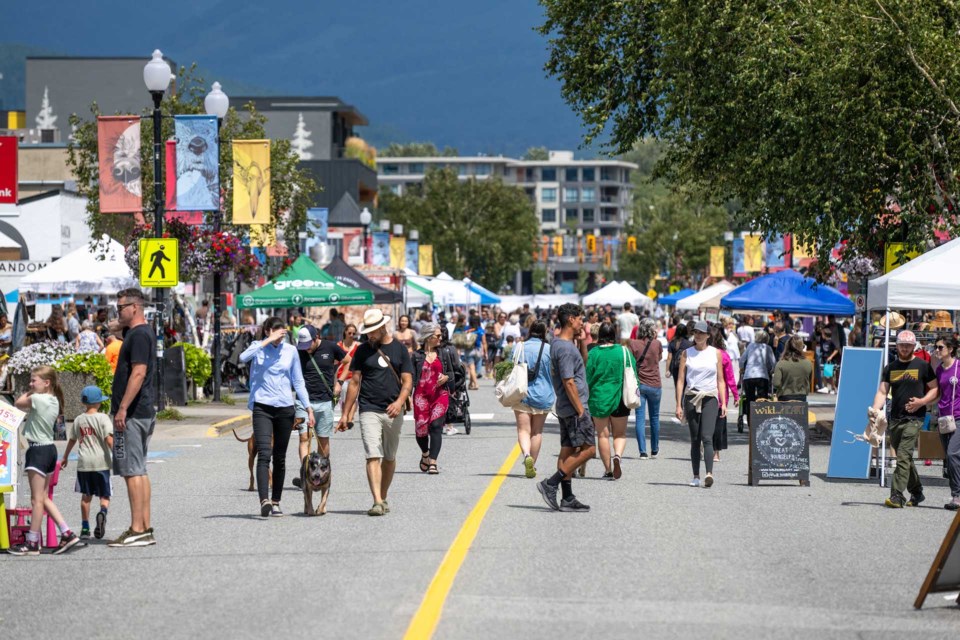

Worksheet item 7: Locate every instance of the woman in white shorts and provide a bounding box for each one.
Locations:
[513,321,555,478]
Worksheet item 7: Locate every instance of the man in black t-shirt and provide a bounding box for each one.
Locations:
[293,325,348,464]
[109,287,158,547]
[872,330,939,508]
[338,309,413,516]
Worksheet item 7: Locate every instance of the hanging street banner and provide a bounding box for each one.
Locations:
[710,246,725,278]
[173,115,219,211]
[139,238,179,288]
[232,140,271,224]
[744,235,763,272]
[732,238,746,276]
[793,239,816,268]
[390,236,406,269]
[0,136,18,206]
[164,140,203,225]
[372,231,390,266]
[308,207,329,242]
[97,116,142,213]
[765,234,788,271]
[405,240,419,274]
[884,242,921,274]
[419,244,434,276]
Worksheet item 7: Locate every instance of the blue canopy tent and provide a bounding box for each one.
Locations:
[464,279,501,304]
[720,269,855,315]
[659,288,696,306]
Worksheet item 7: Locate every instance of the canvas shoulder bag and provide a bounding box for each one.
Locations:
[622,345,641,409]
[495,339,528,407]
[938,361,958,435]
[308,352,339,404]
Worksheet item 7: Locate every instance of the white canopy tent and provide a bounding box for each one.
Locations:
[581,280,620,306]
[408,275,485,306]
[676,280,736,312]
[497,294,581,311]
[19,237,137,296]
[868,237,960,310]
[616,281,656,311]
[582,281,655,310]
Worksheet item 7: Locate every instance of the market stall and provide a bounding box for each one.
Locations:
[323,255,403,304]
[720,269,855,315]
[676,280,736,312]
[659,288,696,306]
[238,255,373,309]
[582,281,655,310]
[18,237,137,298]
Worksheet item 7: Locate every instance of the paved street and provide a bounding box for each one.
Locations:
[2,379,958,639]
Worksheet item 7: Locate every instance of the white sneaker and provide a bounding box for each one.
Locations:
[443,425,459,436]
[689,478,701,487]
[817,387,830,394]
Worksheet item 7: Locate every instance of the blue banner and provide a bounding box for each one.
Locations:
[732,238,745,275]
[373,231,390,267]
[173,115,219,211]
[765,234,786,269]
[307,207,328,241]
[405,240,419,274]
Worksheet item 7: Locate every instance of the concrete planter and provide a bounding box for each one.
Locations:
[13,370,96,419]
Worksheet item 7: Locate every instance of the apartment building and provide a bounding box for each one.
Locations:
[377,150,637,293]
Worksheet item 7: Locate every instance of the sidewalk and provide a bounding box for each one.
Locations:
[154,393,251,439]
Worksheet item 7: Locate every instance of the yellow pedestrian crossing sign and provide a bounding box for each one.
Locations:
[139,238,179,288]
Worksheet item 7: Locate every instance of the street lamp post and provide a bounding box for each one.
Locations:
[205,82,229,402]
[359,207,372,264]
[144,49,172,411]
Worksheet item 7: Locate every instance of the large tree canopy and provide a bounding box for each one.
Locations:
[379,168,539,290]
[539,1,960,270]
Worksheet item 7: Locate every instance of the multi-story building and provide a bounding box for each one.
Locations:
[377,150,637,293]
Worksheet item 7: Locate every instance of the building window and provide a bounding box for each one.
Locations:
[582,167,596,182]
[624,169,631,182]
[542,187,557,203]
[600,167,618,181]
[564,187,579,203]
[525,168,537,181]
[541,208,557,223]
[566,208,579,223]
[565,167,579,182]
[475,164,492,176]
[525,187,536,202]
[601,207,619,222]
[383,164,399,175]
[458,164,469,176]
[581,187,596,202]
[407,163,424,174]
[541,167,557,181]
[387,184,401,195]
[582,208,595,223]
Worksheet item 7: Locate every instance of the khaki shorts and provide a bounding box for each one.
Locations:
[359,411,404,461]
[514,403,551,416]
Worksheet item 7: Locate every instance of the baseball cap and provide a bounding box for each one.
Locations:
[297,325,318,350]
[693,320,710,334]
[896,329,917,345]
[81,385,109,405]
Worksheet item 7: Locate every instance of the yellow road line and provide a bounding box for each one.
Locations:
[205,414,251,438]
[404,443,522,640]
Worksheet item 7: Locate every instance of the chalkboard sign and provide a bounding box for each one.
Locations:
[914,512,960,608]
[749,401,810,486]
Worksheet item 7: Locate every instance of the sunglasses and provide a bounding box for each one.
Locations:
[936,344,948,351]
[116,302,137,312]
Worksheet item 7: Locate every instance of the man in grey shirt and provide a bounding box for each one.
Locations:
[537,303,595,512]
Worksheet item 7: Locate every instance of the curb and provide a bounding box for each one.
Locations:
[205,414,251,438]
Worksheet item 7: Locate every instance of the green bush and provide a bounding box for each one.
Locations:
[54,352,113,413]
[172,342,212,387]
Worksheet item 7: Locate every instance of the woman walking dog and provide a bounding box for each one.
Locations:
[240,316,314,518]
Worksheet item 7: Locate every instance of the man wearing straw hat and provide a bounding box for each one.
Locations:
[338,309,413,516]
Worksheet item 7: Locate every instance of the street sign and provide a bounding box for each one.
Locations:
[139,238,179,288]
[855,294,866,312]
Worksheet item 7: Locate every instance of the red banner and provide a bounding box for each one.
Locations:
[97,116,142,213]
[0,136,17,205]
[165,140,204,225]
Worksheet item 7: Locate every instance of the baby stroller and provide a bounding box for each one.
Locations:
[442,347,472,435]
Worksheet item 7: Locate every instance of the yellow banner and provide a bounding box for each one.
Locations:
[390,236,406,268]
[710,246,725,277]
[419,245,434,276]
[793,239,815,261]
[744,235,763,272]
[884,242,920,273]
[232,140,271,225]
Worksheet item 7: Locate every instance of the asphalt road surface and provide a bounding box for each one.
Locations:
[2,379,959,639]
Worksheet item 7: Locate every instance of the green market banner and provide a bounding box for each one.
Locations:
[239,255,373,309]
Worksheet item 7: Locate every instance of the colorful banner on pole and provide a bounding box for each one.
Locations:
[419,245,434,276]
[372,231,390,266]
[884,242,920,274]
[97,116,141,213]
[732,238,746,276]
[765,234,787,270]
[793,238,815,267]
[0,136,18,206]
[390,236,406,269]
[232,140,271,224]
[710,246,725,277]
[405,240,419,274]
[744,235,763,272]
[173,115,219,211]
[307,208,328,241]
[164,140,204,225]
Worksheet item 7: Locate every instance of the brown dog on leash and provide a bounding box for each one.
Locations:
[233,428,272,492]
[300,448,331,515]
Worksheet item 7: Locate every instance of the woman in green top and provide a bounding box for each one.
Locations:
[587,322,638,480]
[773,336,813,401]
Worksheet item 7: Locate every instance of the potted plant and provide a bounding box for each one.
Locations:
[54,352,114,416]
[172,342,212,400]
[6,341,77,399]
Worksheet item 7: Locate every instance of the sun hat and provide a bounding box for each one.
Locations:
[896,329,917,345]
[929,310,954,331]
[693,320,710,334]
[81,385,109,405]
[296,325,318,350]
[880,312,906,330]
[358,309,391,335]
[418,322,439,343]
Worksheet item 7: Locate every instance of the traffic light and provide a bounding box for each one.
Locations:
[604,250,612,269]
[586,234,597,254]
[627,236,637,252]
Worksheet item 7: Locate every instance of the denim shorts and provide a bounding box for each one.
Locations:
[295,400,335,438]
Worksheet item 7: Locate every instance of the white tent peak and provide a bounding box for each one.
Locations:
[868,237,960,310]
[19,237,137,296]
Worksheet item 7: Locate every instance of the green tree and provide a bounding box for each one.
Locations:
[66,64,317,257]
[539,1,960,272]
[379,168,539,290]
[522,146,550,161]
[379,142,459,157]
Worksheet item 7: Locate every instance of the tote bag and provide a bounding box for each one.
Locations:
[939,361,958,435]
[495,340,528,407]
[622,346,641,409]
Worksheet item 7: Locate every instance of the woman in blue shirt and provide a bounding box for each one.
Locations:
[240,316,313,518]
[513,321,555,479]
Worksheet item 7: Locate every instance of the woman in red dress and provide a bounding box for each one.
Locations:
[412,323,450,474]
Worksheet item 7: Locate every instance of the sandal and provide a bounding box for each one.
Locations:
[419,454,430,473]
[428,463,439,475]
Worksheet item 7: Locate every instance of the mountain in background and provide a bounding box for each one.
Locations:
[0,1,600,157]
